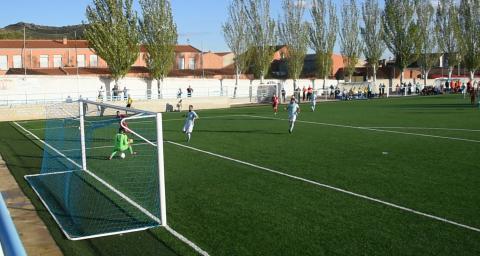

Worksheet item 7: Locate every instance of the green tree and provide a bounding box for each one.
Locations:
[85,0,139,89]
[223,0,249,96]
[361,0,385,85]
[436,0,462,81]
[244,0,276,83]
[458,0,480,81]
[340,0,363,83]
[417,0,440,86]
[382,0,420,84]
[139,0,177,99]
[277,0,309,89]
[309,0,338,88]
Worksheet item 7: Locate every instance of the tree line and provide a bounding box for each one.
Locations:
[223,0,480,89]
[85,0,177,97]
[84,0,480,93]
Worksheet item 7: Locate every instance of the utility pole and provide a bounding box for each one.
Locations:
[23,26,26,79]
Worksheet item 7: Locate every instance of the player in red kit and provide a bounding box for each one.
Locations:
[272,93,280,115]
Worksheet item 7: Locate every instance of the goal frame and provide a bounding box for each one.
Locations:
[23,99,167,240]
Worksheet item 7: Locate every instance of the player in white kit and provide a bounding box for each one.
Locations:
[182,105,199,142]
[311,91,317,111]
[286,97,300,134]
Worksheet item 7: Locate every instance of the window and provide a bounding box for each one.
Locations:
[189,57,195,70]
[13,55,22,68]
[77,55,85,68]
[53,55,63,68]
[178,57,185,70]
[90,55,98,67]
[0,56,7,70]
[40,55,49,68]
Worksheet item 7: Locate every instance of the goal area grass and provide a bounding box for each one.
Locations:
[1,94,479,255]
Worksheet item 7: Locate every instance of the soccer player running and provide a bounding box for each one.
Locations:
[182,105,199,142]
[272,93,280,115]
[286,96,300,134]
[311,91,317,111]
[108,127,136,160]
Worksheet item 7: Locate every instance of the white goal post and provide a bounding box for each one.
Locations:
[23,99,167,240]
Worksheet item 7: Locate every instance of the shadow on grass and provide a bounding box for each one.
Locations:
[195,129,284,135]
[390,103,476,109]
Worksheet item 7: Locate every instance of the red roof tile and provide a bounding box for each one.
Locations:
[0,40,201,53]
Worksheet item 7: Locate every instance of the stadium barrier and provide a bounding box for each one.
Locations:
[0,194,26,256]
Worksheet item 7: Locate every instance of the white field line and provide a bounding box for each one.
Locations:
[165,225,210,256]
[243,115,480,144]
[13,121,209,255]
[166,140,480,233]
[363,127,480,132]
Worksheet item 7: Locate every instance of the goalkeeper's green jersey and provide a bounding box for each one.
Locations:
[114,133,129,151]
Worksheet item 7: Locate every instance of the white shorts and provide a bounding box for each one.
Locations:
[289,115,297,122]
[183,121,194,133]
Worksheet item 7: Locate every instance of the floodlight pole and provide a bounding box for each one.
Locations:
[79,101,87,171]
[156,113,167,226]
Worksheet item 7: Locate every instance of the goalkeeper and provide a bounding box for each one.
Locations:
[108,127,136,160]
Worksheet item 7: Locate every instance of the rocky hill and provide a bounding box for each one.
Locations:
[0,22,85,40]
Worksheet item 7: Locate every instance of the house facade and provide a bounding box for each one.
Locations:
[0,39,210,75]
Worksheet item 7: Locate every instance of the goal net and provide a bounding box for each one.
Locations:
[25,100,166,240]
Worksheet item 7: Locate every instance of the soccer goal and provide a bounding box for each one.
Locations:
[24,99,166,240]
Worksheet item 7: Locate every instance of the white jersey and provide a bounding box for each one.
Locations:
[287,102,299,121]
[311,93,317,103]
[183,111,198,133]
[185,111,198,122]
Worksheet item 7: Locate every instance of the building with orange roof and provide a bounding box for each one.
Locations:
[0,39,209,75]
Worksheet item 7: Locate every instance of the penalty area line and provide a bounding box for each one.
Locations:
[166,140,480,233]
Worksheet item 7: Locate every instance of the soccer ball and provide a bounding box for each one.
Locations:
[120,153,126,159]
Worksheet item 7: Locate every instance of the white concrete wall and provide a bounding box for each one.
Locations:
[0,75,341,105]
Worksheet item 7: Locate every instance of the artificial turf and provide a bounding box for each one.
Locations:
[1,94,479,255]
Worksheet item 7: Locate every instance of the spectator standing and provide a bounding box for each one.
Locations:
[187,85,193,97]
[177,88,183,99]
[281,88,286,103]
[98,86,104,100]
[123,86,128,100]
[302,86,307,101]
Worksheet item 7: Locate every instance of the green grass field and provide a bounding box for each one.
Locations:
[1,94,480,255]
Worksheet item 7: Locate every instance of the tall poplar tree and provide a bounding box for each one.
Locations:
[244,0,276,83]
[361,0,385,85]
[223,0,249,94]
[309,0,338,88]
[85,0,139,88]
[458,0,480,80]
[139,0,177,99]
[436,0,461,81]
[277,0,309,89]
[417,0,439,86]
[340,0,363,82]
[383,0,420,84]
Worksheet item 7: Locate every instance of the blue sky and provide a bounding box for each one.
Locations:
[0,0,282,52]
[0,0,394,57]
